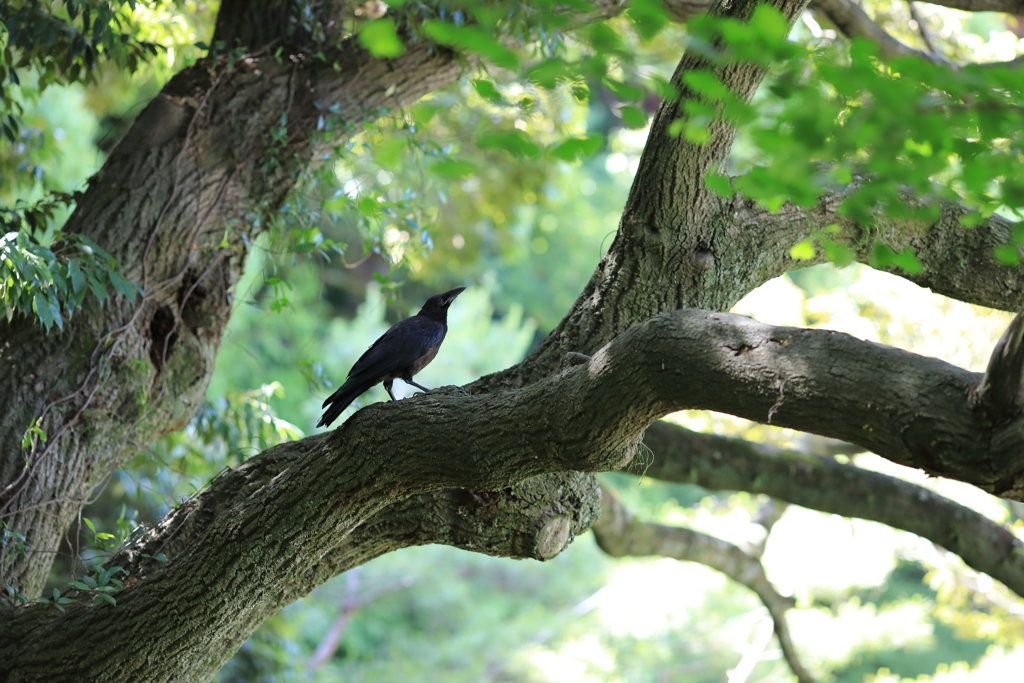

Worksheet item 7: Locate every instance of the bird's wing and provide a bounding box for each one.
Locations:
[346,316,446,383]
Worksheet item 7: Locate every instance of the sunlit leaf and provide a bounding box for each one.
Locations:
[550,137,602,162]
[359,18,405,58]
[620,106,647,129]
[789,240,815,260]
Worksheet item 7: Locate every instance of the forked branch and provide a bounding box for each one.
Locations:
[592,485,816,683]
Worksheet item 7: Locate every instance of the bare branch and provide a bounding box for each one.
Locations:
[592,485,816,683]
[920,0,1024,12]
[641,419,1024,598]
[811,0,950,63]
[726,188,1024,314]
[907,1,940,56]
[811,0,1024,67]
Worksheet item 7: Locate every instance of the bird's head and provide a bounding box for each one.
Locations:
[418,287,466,318]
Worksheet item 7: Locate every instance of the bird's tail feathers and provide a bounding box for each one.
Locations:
[316,380,372,428]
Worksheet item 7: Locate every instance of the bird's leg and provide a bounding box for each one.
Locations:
[383,379,397,401]
[401,370,430,394]
[405,379,430,393]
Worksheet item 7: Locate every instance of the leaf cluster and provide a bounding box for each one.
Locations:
[0,1,163,144]
[189,381,304,455]
[1,217,139,331]
[318,8,672,289]
[669,8,1023,268]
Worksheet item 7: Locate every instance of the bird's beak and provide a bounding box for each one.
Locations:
[441,287,466,305]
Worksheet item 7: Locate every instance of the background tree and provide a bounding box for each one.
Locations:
[2,0,1024,681]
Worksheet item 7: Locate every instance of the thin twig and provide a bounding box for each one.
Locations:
[907,1,939,56]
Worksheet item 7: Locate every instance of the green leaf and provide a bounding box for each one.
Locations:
[527,59,573,89]
[683,122,710,144]
[889,249,922,275]
[704,173,733,197]
[108,270,137,302]
[748,5,790,45]
[472,79,503,103]
[628,0,669,41]
[849,37,879,68]
[358,18,405,58]
[477,131,540,159]
[371,136,405,169]
[410,103,442,125]
[427,159,478,179]
[994,243,1021,265]
[619,106,647,129]
[1013,223,1024,244]
[871,242,923,274]
[31,292,61,331]
[93,592,116,606]
[550,137,603,162]
[357,196,383,218]
[66,255,84,290]
[86,270,109,303]
[822,238,855,267]
[585,23,627,56]
[604,79,645,103]
[683,71,729,101]
[423,22,518,70]
[647,74,680,103]
[789,240,815,260]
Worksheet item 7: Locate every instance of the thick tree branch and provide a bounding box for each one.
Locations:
[727,189,1024,314]
[1,455,603,682]
[592,485,815,683]
[641,419,1024,598]
[471,0,1022,399]
[6,306,1024,678]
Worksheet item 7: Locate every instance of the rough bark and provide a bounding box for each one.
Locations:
[2,0,1024,679]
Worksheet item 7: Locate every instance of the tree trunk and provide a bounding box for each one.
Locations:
[0,8,464,599]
